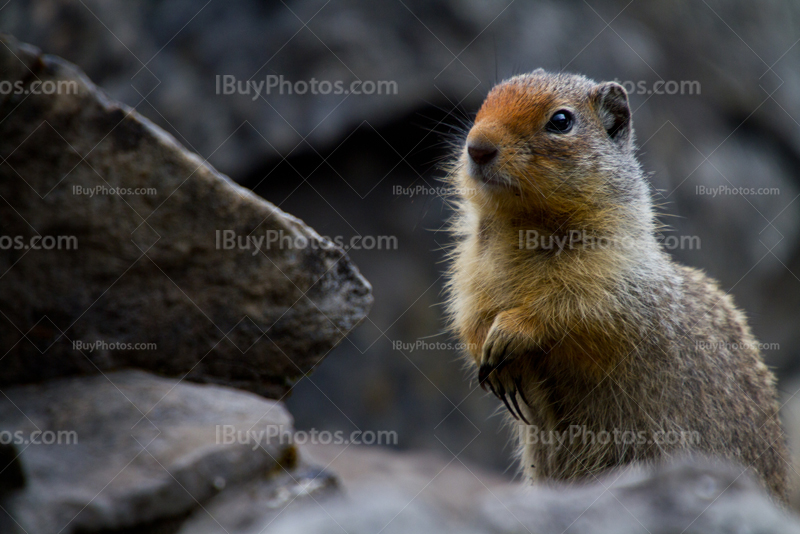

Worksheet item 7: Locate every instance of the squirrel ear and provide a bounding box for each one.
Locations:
[593,82,631,148]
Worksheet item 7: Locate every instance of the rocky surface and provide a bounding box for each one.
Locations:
[779,380,800,508]
[3,377,796,534]
[181,444,800,534]
[0,370,305,534]
[0,34,372,397]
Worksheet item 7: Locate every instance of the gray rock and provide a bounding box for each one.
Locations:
[0,370,298,534]
[779,380,800,509]
[182,443,506,534]
[0,373,796,534]
[0,34,372,397]
[0,0,488,177]
[484,461,799,534]
[187,444,800,534]
[176,464,338,534]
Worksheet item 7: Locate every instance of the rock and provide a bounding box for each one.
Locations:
[184,444,800,534]
[0,0,486,177]
[0,374,797,534]
[0,370,300,534]
[179,443,508,533]
[780,380,800,509]
[484,461,799,534]
[0,34,372,397]
[176,464,338,534]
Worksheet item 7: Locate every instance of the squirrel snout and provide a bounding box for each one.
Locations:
[467,143,498,166]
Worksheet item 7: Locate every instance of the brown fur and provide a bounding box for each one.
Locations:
[444,70,789,500]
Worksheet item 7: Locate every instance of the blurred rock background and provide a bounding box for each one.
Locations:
[4,0,800,477]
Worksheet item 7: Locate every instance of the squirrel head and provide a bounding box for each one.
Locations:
[456,70,652,236]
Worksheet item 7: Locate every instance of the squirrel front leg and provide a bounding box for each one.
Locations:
[478,308,546,423]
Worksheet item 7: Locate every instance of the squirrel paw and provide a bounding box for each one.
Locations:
[478,325,532,424]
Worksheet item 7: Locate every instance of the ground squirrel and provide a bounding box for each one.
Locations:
[445,69,789,500]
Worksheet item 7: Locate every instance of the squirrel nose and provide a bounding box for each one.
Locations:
[467,144,498,166]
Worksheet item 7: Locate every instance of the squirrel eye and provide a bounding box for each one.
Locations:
[546,110,574,133]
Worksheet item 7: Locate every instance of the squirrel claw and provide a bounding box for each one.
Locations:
[512,376,532,424]
[489,383,518,421]
[478,361,506,386]
[514,376,532,408]
[509,391,530,424]
[480,362,525,421]
[498,389,519,421]
[478,361,504,387]
[478,363,492,389]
